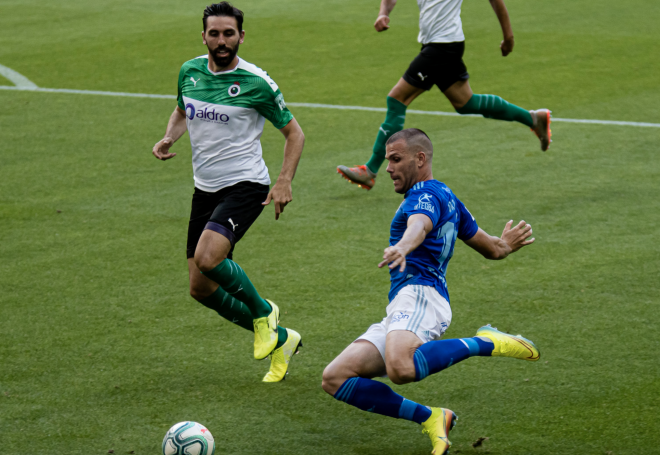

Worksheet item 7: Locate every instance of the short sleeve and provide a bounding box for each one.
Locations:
[456,198,478,240]
[254,85,294,130]
[401,189,442,227]
[176,64,186,110]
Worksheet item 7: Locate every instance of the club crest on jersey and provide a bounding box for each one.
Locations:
[414,193,435,213]
[275,93,286,110]
[228,83,241,97]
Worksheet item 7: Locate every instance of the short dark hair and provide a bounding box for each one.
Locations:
[203,2,244,32]
[386,128,433,160]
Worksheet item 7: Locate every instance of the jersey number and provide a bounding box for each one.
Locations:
[437,221,457,274]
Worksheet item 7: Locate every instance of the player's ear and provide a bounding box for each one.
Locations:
[239,30,245,44]
[202,30,207,45]
[417,151,426,167]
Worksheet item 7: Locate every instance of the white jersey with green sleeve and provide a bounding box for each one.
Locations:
[176,55,294,192]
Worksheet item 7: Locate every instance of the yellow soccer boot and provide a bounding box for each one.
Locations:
[253,299,280,360]
[262,328,303,382]
[476,324,540,361]
[421,407,457,455]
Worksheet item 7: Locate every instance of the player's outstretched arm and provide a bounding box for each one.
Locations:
[378,214,433,272]
[489,0,515,56]
[152,106,187,161]
[464,220,534,260]
[262,118,305,220]
[374,0,397,32]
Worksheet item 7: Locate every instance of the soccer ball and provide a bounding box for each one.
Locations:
[162,421,215,455]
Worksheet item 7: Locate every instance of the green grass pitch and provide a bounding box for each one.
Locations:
[1,0,659,453]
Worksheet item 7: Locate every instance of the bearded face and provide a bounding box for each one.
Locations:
[203,15,244,70]
[209,41,240,68]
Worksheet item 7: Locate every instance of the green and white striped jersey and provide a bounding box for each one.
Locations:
[177,55,294,192]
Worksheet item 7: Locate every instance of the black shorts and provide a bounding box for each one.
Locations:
[186,181,270,259]
[402,42,469,92]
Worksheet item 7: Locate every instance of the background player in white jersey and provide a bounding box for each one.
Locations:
[323,129,540,454]
[151,2,305,382]
[337,0,552,190]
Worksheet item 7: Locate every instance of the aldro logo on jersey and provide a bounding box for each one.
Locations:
[228,83,241,97]
[414,193,435,213]
[185,103,230,125]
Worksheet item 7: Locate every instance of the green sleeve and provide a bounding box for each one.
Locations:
[254,82,294,130]
[176,64,186,110]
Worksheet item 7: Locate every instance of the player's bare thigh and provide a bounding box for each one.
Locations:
[443,79,474,109]
[188,258,218,301]
[385,330,423,385]
[322,340,387,395]
[194,229,232,272]
[388,78,426,106]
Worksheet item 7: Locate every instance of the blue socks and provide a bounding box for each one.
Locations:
[334,377,432,424]
[332,338,494,424]
[414,337,494,381]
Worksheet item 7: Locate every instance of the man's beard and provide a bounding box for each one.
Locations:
[210,42,239,68]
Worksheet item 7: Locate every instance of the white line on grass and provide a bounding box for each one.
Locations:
[0,64,38,89]
[1,85,659,129]
[0,85,174,100]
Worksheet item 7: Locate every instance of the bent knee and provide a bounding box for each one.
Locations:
[387,364,416,385]
[321,366,346,396]
[194,251,227,273]
[190,284,214,302]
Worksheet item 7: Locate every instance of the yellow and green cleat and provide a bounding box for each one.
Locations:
[475,324,540,361]
[253,299,280,360]
[421,407,457,455]
[262,328,303,382]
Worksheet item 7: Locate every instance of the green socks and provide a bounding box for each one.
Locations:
[201,259,272,318]
[199,287,288,349]
[366,96,407,174]
[276,326,288,348]
[365,94,531,174]
[200,287,254,332]
[201,259,289,349]
[456,94,533,128]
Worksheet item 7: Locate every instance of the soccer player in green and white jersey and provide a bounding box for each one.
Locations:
[337,0,552,191]
[152,2,305,382]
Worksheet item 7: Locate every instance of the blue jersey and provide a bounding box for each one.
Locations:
[388,180,479,303]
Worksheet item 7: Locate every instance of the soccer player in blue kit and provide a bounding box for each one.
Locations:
[322,128,540,454]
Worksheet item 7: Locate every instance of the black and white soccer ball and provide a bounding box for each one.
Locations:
[162,421,215,455]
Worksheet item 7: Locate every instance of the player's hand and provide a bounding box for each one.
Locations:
[152,137,177,160]
[500,36,514,56]
[500,220,534,253]
[262,180,292,220]
[374,15,390,32]
[378,245,407,272]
